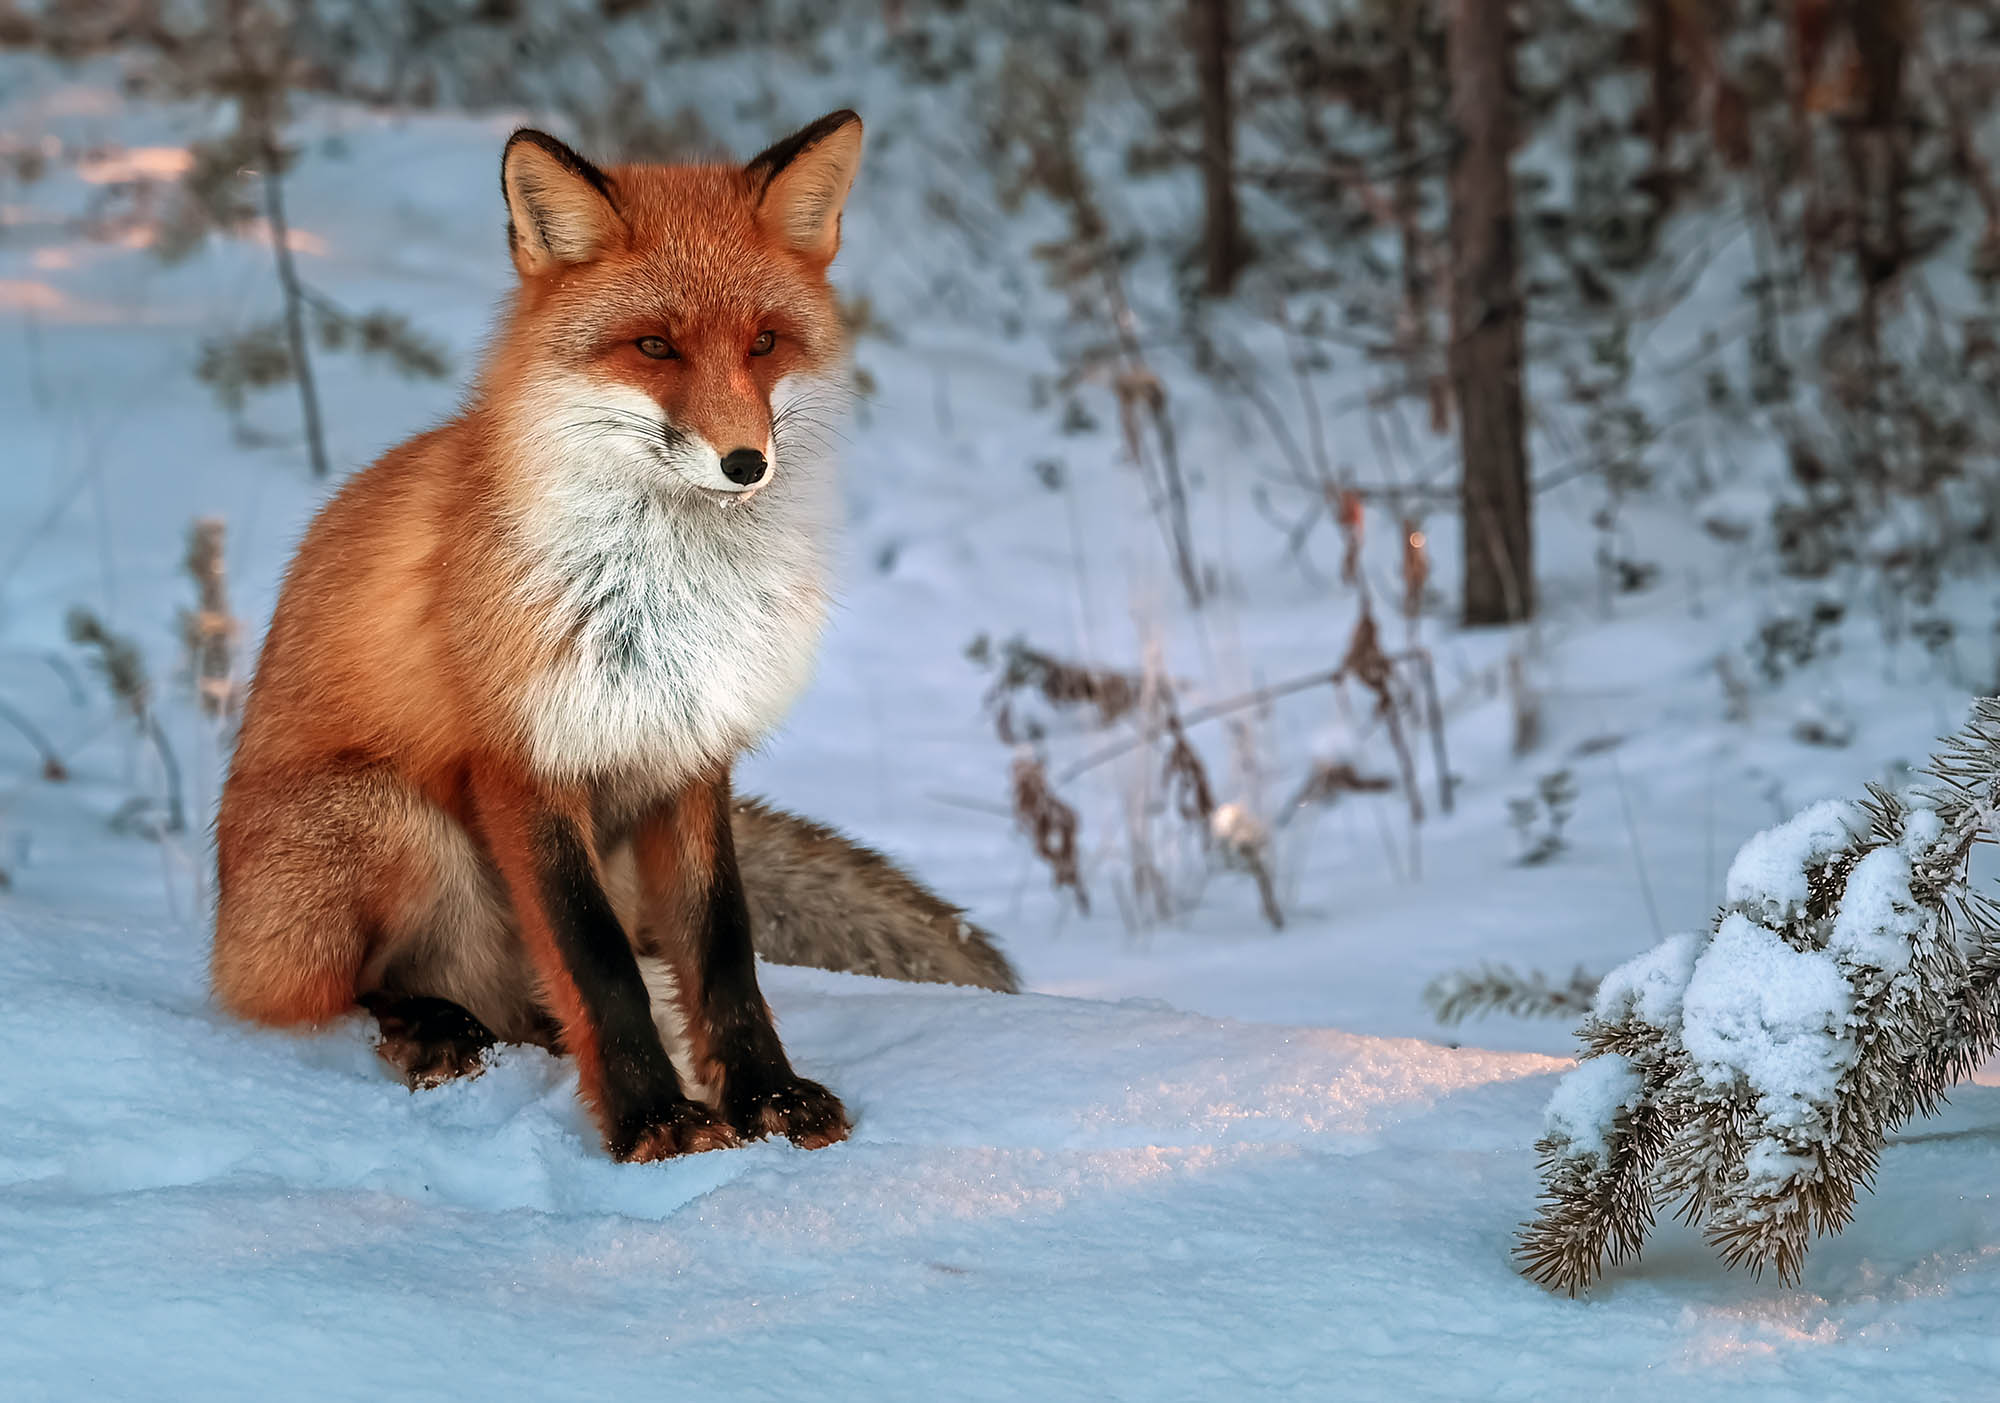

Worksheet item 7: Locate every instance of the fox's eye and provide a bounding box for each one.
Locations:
[636,336,677,360]
[749,331,777,357]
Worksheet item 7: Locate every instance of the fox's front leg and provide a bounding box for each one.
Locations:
[472,762,735,1161]
[635,774,850,1149]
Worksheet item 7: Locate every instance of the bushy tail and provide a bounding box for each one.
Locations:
[733,797,1019,993]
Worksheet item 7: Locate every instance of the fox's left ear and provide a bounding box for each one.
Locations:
[745,110,864,265]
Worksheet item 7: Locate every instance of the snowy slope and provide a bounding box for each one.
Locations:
[5,43,2000,1401]
[10,902,2000,1402]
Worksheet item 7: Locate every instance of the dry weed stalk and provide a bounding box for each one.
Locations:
[1341,606,1425,825]
[1105,329,1201,612]
[180,516,241,719]
[1338,489,1365,587]
[1401,518,1430,622]
[980,602,1460,930]
[1047,608,1453,823]
[1010,748,1088,913]
[0,698,67,782]
[220,0,328,476]
[1211,801,1284,930]
[1508,650,1543,757]
[976,634,1142,742]
[67,607,185,834]
[1281,759,1394,815]
[1159,702,1281,928]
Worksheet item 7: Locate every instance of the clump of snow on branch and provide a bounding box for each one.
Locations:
[1519,700,2000,1294]
[1542,1054,1643,1171]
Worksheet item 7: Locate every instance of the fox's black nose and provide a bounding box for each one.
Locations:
[721,448,767,486]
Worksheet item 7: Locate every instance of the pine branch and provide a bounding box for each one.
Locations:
[1521,699,2000,1292]
[1424,964,1600,1025]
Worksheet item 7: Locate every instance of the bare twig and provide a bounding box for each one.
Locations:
[0,698,67,781]
[227,0,328,477]
[1408,647,1454,816]
[1057,664,1345,784]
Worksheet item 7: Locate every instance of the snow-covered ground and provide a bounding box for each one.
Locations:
[5,47,2000,1401]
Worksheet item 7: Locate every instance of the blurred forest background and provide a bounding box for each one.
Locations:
[2,0,1999,1028]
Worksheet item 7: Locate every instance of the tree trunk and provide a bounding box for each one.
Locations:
[1193,0,1246,297]
[1645,0,1683,170]
[1385,3,1440,427]
[1446,0,1533,626]
[1842,0,1913,324]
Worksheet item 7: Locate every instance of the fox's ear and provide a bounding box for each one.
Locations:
[745,110,863,265]
[501,129,624,276]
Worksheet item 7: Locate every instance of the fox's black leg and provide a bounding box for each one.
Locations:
[529,814,737,1160]
[693,776,850,1149]
[469,764,738,1162]
[360,991,498,1089]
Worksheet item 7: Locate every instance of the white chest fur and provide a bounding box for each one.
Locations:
[512,475,830,787]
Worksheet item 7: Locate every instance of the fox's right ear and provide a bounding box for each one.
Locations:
[501,130,624,276]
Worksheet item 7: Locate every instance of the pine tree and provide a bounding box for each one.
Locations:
[1520,700,2000,1293]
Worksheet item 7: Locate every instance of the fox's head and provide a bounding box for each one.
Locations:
[487,112,863,506]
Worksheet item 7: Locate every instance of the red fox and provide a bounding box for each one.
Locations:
[213,112,1014,1164]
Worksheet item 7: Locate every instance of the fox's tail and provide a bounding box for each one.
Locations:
[733,798,1020,993]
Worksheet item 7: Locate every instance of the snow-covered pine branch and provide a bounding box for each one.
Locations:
[1519,698,2000,1294]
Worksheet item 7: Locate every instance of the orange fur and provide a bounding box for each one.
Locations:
[464,762,617,1117]
[212,114,865,1157]
[630,793,721,1088]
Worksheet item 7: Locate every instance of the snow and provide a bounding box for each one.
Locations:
[1826,847,1925,980]
[1680,912,1855,1117]
[5,37,2000,1403]
[1592,930,1702,1029]
[1543,1053,1642,1167]
[1724,801,1870,927]
[1899,806,1946,858]
[13,905,2000,1403]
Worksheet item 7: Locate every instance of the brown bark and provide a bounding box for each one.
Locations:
[1446,0,1533,625]
[1645,0,1683,168]
[1193,0,1246,297]
[1842,0,1912,309]
[1387,4,1432,384]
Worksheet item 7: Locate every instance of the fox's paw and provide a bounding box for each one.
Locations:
[362,992,497,1090]
[729,1077,851,1150]
[611,1100,741,1164]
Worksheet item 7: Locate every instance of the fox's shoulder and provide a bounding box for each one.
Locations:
[310,417,479,531]
[260,417,495,663]
[241,414,517,769]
